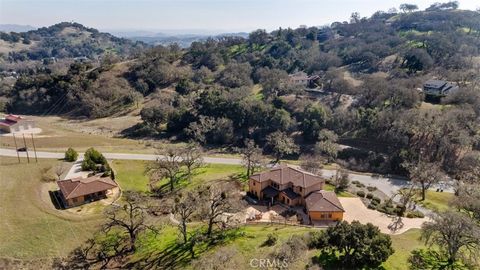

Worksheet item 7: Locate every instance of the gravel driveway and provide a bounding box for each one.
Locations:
[339,197,428,235]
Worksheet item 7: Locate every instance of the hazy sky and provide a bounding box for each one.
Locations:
[1,0,479,33]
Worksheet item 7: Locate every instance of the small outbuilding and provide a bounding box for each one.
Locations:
[0,114,35,133]
[423,79,459,97]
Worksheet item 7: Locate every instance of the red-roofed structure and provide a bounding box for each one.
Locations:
[0,114,35,133]
[57,174,118,207]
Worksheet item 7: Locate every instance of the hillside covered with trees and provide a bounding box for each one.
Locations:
[2,3,480,178]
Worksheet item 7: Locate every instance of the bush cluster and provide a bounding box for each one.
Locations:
[64,147,78,162]
[81,148,111,175]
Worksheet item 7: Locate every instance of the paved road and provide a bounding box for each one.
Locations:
[0,147,453,206]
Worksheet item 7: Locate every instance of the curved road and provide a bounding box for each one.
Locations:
[0,148,452,201]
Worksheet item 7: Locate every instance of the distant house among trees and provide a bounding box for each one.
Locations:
[74,56,90,63]
[288,71,320,88]
[423,79,459,97]
[0,114,35,133]
[56,174,118,208]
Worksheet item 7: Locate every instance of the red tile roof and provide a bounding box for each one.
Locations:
[0,120,17,127]
[249,164,324,188]
[5,114,22,122]
[57,175,118,199]
[305,190,344,212]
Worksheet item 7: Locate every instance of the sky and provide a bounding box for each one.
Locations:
[0,0,479,34]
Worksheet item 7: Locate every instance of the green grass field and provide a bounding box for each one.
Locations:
[0,157,103,260]
[418,190,454,212]
[383,229,424,270]
[324,183,356,197]
[112,160,245,193]
[129,223,424,270]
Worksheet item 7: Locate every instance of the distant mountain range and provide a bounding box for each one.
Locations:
[0,24,37,32]
[109,30,249,47]
[1,24,249,48]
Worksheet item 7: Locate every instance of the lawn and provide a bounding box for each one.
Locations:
[383,229,424,270]
[324,183,356,197]
[0,157,103,262]
[111,159,245,193]
[418,190,454,212]
[129,224,318,270]
[129,223,425,270]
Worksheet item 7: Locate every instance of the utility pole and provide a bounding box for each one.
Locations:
[22,133,30,163]
[31,133,38,163]
[12,133,20,163]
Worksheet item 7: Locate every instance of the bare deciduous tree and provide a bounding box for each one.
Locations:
[198,182,243,238]
[172,191,198,244]
[332,169,350,192]
[392,184,418,217]
[146,146,186,192]
[299,154,324,175]
[404,161,446,200]
[181,143,204,181]
[103,192,151,252]
[54,163,67,180]
[239,139,264,177]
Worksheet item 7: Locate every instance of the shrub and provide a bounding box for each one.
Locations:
[366,193,374,199]
[367,186,377,192]
[355,183,365,188]
[84,147,107,165]
[372,197,381,204]
[356,191,366,197]
[64,147,78,162]
[81,158,97,171]
[406,211,425,218]
[263,233,278,247]
[367,203,377,210]
[370,199,379,206]
[351,180,360,185]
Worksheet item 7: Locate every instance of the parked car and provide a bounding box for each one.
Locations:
[17,147,28,152]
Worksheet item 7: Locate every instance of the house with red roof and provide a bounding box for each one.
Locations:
[0,114,35,133]
[57,174,119,208]
[248,165,344,223]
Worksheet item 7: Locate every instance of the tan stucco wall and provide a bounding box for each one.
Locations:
[67,195,85,207]
[309,211,344,221]
[249,179,271,199]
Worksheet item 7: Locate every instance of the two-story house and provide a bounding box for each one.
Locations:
[248,165,344,222]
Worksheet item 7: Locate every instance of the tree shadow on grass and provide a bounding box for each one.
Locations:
[126,228,244,270]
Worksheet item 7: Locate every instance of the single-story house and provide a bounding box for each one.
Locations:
[57,174,118,208]
[423,79,459,96]
[248,165,344,222]
[0,114,35,133]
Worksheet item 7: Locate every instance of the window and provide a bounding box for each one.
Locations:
[253,182,255,186]
[72,198,77,203]
[286,199,290,204]
[299,187,302,192]
[328,213,332,219]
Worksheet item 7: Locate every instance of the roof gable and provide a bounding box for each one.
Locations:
[57,175,117,199]
[250,165,324,188]
[305,190,344,212]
